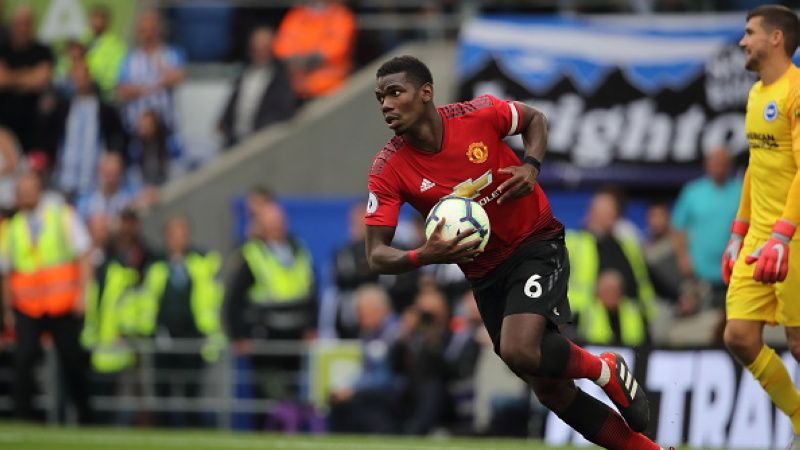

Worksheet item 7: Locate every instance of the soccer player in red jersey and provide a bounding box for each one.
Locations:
[365,56,669,450]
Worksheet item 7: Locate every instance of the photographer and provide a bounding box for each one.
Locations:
[392,282,451,435]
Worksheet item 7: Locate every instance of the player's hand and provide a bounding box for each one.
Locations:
[721,219,749,285]
[497,163,538,205]
[421,218,482,264]
[745,219,795,284]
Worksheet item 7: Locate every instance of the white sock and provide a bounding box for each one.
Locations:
[594,359,611,387]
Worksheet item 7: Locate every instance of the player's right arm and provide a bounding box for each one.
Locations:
[365,222,480,275]
[721,168,750,284]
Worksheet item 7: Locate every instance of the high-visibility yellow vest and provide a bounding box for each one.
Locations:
[84,32,127,100]
[242,240,313,305]
[2,205,81,317]
[565,230,657,321]
[579,298,647,347]
[139,251,225,362]
[80,261,139,373]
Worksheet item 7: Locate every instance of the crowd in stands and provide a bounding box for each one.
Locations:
[0,0,360,209]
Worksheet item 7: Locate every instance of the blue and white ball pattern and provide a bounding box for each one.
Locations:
[424,196,491,251]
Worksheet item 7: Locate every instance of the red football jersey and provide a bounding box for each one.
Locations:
[365,95,562,279]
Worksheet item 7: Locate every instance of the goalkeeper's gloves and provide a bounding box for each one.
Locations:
[721,219,749,285]
[745,219,796,283]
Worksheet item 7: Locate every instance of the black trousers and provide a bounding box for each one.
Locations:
[13,311,91,423]
[154,352,205,427]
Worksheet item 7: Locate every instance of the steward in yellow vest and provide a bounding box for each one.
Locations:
[138,216,224,426]
[0,173,92,422]
[83,6,127,100]
[80,259,139,374]
[579,269,649,347]
[565,190,657,327]
[225,202,316,344]
[138,247,225,362]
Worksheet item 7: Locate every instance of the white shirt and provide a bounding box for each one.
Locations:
[234,65,273,140]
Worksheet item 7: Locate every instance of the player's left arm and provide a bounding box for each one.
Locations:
[497,101,547,205]
[745,90,800,283]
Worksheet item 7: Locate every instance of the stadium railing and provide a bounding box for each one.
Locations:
[0,338,350,429]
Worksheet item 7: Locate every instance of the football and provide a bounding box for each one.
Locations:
[424,196,491,251]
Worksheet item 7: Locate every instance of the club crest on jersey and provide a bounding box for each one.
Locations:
[764,101,778,122]
[466,142,489,164]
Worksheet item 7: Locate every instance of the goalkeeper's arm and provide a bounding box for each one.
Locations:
[721,169,751,284]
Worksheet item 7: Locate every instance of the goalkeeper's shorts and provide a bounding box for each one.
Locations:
[726,235,800,326]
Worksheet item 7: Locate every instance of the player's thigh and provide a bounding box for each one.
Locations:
[726,239,778,324]
[472,282,507,355]
[776,239,800,326]
[503,239,572,327]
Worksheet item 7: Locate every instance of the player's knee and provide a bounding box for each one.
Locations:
[500,339,541,376]
[723,322,762,360]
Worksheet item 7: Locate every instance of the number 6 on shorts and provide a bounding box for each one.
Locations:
[524,274,542,298]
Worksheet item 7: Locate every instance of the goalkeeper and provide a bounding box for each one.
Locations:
[722,5,800,448]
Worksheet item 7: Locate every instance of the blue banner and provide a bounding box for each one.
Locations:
[457,14,759,187]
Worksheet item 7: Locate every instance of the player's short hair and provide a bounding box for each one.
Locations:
[376,55,433,88]
[747,4,799,57]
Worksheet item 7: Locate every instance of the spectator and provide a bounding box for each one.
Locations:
[44,63,126,200]
[566,188,658,326]
[672,147,741,311]
[80,213,139,422]
[273,0,356,100]
[83,5,127,101]
[578,269,649,347]
[444,289,490,433]
[110,208,155,280]
[224,188,317,420]
[0,127,21,214]
[219,26,297,147]
[75,152,137,220]
[643,203,683,303]
[116,10,185,133]
[392,286,451,435]
[138,215,224,427]
[329,284,399,434]
[86,212,112,268]
[0,172,92,423]
[0,5,54,152]
[329,199,379,338]
[127,109,180,195]
[53,40,86,94]
[25,150,65,208]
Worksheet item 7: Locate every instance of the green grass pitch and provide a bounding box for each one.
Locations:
[0,422,674,450]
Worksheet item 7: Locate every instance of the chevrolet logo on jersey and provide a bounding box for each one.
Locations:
[452,170,492,199]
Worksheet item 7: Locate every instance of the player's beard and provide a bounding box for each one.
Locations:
[745,48,766,72]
